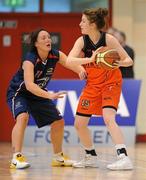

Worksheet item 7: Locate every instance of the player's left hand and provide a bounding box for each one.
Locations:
[48,91,67,99]
[113,60,124,67]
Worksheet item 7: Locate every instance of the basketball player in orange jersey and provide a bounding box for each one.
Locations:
[67,7,133,170]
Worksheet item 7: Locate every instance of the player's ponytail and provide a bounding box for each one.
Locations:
[83,7,108,30]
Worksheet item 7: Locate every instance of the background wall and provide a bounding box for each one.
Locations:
[112,0,146,136]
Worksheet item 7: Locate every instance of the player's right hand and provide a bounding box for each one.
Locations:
[91,47,103,62]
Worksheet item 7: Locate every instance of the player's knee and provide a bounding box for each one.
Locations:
[103,115,115,127]
[74,121,83,131]
[51,119,64,130]
[16,113,29,127]
[103,113,113,126]
[103,117,110,126]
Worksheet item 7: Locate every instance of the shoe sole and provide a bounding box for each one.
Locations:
[107,166,133,170]
[73,165,98,168]
[52,162,72,167]
[10,164,30,169]
[52,164,72,167]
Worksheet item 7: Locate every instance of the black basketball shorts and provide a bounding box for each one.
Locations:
[7,94,63,128]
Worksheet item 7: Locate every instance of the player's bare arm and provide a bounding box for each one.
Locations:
[23,61,66,99]
[106,34,133,67]
[67,37,95,66]
[59,51,87,79]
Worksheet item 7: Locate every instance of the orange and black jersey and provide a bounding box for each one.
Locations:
[77,32,122,115]
[82,31,122,85]
[82,31,106,57]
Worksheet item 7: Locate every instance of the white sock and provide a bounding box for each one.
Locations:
[83,145,95,151]
[115,144,126,150]
[54,152,63,157]
[115,144,127,157]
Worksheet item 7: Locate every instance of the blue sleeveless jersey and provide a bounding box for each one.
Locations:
[7,49,59,99]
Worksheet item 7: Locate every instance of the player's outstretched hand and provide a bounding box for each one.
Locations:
[48,91,67,99]
[78,66,87,80]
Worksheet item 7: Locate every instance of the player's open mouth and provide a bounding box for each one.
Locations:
[47,44,51,47]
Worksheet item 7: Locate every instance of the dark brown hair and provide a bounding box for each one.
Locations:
[83,7,108,29]
[29,28,48,52]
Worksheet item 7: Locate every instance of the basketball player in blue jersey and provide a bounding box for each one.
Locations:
[7,28,79,169]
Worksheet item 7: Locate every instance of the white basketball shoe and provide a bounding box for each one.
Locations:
[10,153,30,169]
[73,154,98,168]
[107,154,133,170]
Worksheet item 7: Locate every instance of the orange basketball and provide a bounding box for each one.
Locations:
[95,46,120,70]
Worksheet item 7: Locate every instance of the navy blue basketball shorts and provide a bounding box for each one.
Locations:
[7,94,63,128]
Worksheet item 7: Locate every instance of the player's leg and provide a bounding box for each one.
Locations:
[103,108,124,144]
[50,118,75,167]
[30,98,75,167]
[72,86,101,168]
[103,108,133,170]
[11,112,30,169]
[7,95,30,169]
[12,113,29,153]
[74,115,92,148]
[50,119,64,154]
[73,115,98,168]
[102,82,133,170]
